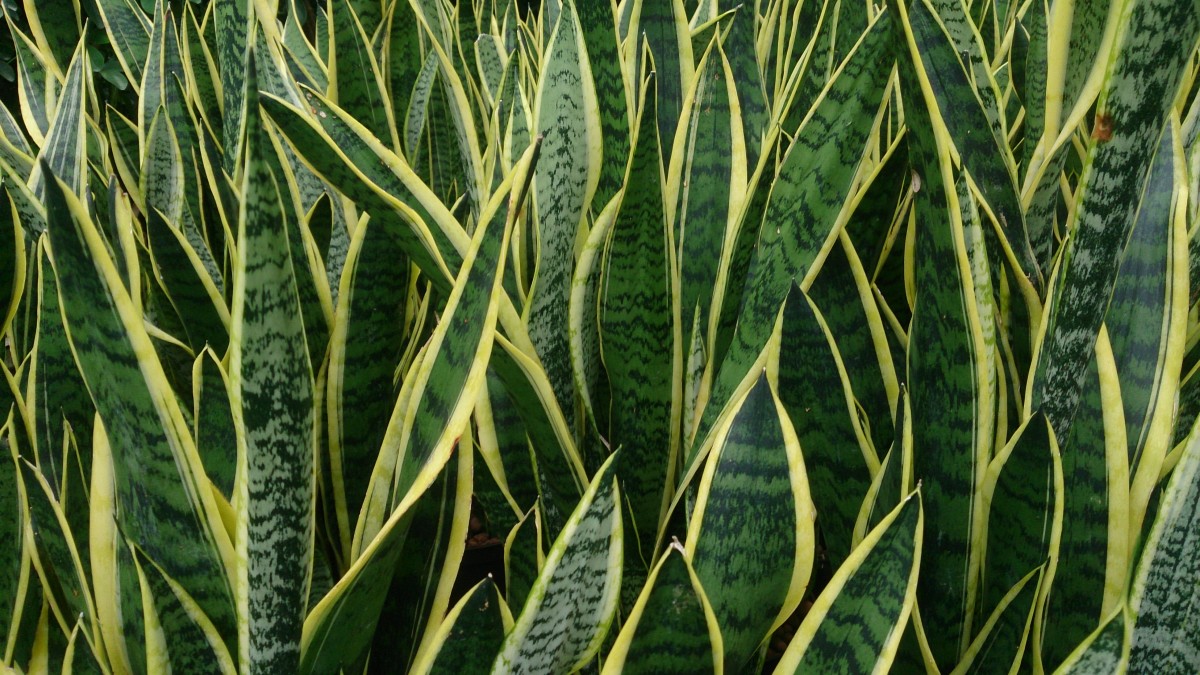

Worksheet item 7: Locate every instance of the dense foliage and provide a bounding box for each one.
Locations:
[1,0,1199,672]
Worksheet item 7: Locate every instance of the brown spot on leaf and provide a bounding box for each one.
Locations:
[1092,113,1114,142]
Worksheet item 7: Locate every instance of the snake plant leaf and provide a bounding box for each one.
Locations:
[810,230,901,457]
[898,26,995,662]
[329,0,399,153]
[326,211,411,560]
[354,146,531,548]
[569,180,618,455]
[504,502,544,613]
[384,0,421,151]
[774,492,922,674]
[689,373,816,671]
[139,1,176,157]
[578,0,630,208]
[27,39,87,202]
[1126,415,1200,673]
[602,541,723,674]
[673,38,742,358]
[20,458,92,631]
[7,20,56,146]
[193,349,236,500]
[182,4,223,136]
[31,241,93,491]
[145,206,229,355]
[228,56,316,674]
[691,10,892,467]
[489,335,589,537]
[87,419,147,675]
[528,0,601,426]
[777,283,875,565]
[414,577,512,675]
[93,0,151,92]
[0,189,23,345]
[721,4,767,170]
[143,106,184,225]
[373,431,474,674]
[1054,609,1129,675]
[903,0,1039,294]
[409,15,486,214]
[0,416,20,651]
[262,88,461,289]
[42,162,238,651]
[980,413,1062,637]
[480,368,540,517]
[301,143,518,674]
[0,121,33,184]
[1030,0,1200,442]
[63,612,103,673]
[405,52,441,167]
[779,0,838,133]
[600,70,678,565]
[1043,330,1128,670]
[492,451,623,675]
[132,546,236,673]
[632,0,692,168]
[1108,121,1188,531]
[21,441,93,619]
[213,0,251,171]
[475,34,506,109]
[954,566,1043,675]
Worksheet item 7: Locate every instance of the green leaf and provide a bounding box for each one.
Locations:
[689,373,815,671]
[1107,121,1188,529]
[133,547,236,673]
[896,2,1004,661]
[955,567,1043,675]
[492,451,623,675]
[300,141,522,674]
[809,229,900,461]
[600,71,677,563]
[692,10,892,467]
[329,0,398,153]
[0,414,23,645]
[416,577,511,675]
[578,0,629,207]
[262,87,462,290]
[1055,609,1129,674]
[326,210,411,560]
[8,20,57,144]
[528,0,601,424]
[229,55,317,674]
[673,38,741,357]
[1031,0,1200,441]
[904,0,1040,290]
[93,0,151,91]
[31,240,94,490]
[777,283,876,564]
[214,0,250,171]
[602,542,722,674]
[633,0,692,168]
[503,503,543,613]
[1043,332,1127,670]
[1127,415,1200,673]
[774,493,922,674]
[29,38,88,200]
[979,413,1061,628]
[43,161,238,652]
[193,349,236,500]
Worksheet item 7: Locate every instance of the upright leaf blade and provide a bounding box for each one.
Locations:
[229,56,316,674]
[492,452,623,675]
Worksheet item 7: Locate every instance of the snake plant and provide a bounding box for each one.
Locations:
[1,0,1199,672]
